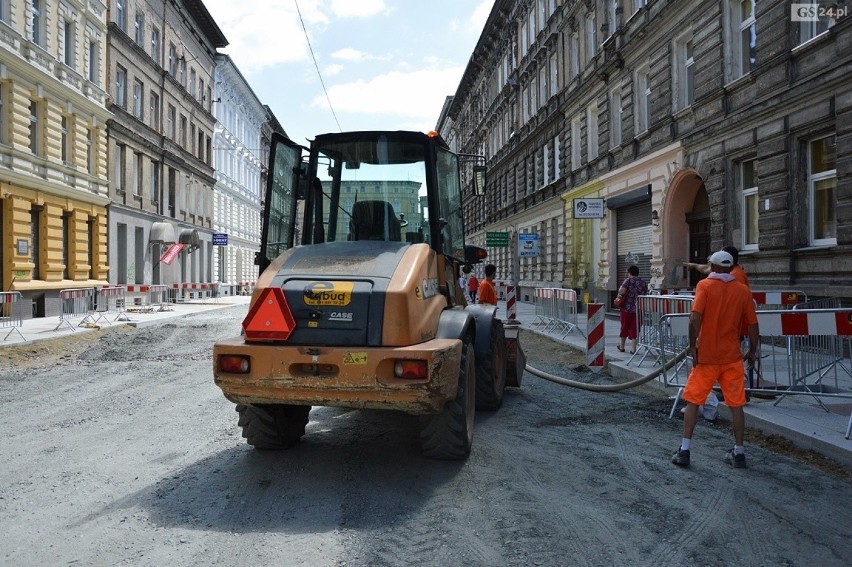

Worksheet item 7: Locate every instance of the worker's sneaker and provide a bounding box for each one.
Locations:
[724,449,747,468]
[671,448,690,467]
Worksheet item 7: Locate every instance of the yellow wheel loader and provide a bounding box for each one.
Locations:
[213,130,524,459]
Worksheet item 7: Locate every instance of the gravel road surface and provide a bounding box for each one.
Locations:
[1,305,850,566]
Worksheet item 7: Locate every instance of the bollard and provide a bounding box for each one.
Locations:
[586,303,605,370]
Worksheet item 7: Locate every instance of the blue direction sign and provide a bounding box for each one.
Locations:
[518,232,539,257]
[212,233,229,246]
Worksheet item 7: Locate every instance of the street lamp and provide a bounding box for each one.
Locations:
[458,153,487,196]
[473,165,487,196]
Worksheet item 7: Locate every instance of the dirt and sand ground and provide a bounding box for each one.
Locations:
[1,306,850,566]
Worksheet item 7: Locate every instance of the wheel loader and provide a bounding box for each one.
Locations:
[213,130,524,459]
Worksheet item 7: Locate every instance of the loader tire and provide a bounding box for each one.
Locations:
[419,336,475,460]
[236,403,311,450]
[475,318,508,411]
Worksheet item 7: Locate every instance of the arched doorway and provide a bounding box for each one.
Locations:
[661,169,707,288]
[685,188,710,287]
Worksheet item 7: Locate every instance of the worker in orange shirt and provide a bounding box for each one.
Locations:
[477,264,498,306]
[684,245,749,288]
[672,250,759,469]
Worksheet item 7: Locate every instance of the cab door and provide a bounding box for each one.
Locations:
[259,134,304,272]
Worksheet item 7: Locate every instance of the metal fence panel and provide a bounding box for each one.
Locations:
[54,288,96,331]
[92,286,128,324]
[660,308,852,437]
[0,291,26,342]
[530,287,583,338]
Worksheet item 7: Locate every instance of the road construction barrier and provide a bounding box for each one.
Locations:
[124,285,153,311]
[238,281,255,296]
[54,288,96,331]
[632,295,694,367]
[92,286,128,324]
[660,309,852,438]
[171,282,215,303]
[149,285,170,311]
[752,290,807,310]
[209,282,221,303]
[586,303,605,368]
[650,287,694,296]
[794,297,841,310]
[506,284,517,320]
[531,287,582,337]
[0,291,26,342]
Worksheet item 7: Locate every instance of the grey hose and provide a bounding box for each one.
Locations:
[524,347,689,392]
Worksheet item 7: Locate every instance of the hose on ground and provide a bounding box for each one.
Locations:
[524,347,690,392]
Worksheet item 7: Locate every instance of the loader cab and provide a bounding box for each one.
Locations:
[259,131,481,272]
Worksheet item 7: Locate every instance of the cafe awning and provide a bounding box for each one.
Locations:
[149,222,177,244]
[179,228,201,252]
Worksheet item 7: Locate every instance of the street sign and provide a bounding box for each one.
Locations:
[573,198,605,219]
[213,233,229,246]
[518,233,539,258]
[486,231,509,247]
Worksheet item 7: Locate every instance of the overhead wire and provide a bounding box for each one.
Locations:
[293,0,342,132]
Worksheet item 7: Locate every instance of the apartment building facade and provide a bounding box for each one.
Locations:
[211,53,267,289]
[105,0,226,288]
[0,0,112,316]
[444,0,851,303]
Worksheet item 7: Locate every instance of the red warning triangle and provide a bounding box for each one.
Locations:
[242,287,296,341]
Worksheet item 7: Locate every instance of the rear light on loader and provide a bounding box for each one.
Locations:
[219,355,250,374]
[394,360,427,380]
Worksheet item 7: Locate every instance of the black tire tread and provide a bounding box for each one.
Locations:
[475,318,507,411]
[420,337,475,460]
[236,403,310,450]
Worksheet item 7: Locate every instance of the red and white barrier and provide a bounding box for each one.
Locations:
[506,284,517,321]
[586,303,605,369]
[54,288,96,331]
[756,310,852,336]
[752,290,807,307]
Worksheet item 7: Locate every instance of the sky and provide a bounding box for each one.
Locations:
[202,0,493,146]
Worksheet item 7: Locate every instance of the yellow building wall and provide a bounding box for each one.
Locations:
[561,181,605,290]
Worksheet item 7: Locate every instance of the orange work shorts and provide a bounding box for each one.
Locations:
[682,361,747,408]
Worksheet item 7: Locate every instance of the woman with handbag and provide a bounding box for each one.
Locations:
[615,265,647,353]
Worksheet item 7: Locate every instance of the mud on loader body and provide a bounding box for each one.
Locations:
[213,130,523,459]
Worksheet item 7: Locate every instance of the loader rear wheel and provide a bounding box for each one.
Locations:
[475,318,508,411]
[419,336,475,460]
[236,403,311,450]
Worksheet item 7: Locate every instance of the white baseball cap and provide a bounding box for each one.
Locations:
[708,250,734,267]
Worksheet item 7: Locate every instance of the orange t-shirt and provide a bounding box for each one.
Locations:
[732,265,749,288]
[731,265,750,335]
[692,276,757,364]
[478,278,497,305]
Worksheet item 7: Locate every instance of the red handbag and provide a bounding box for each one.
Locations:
[614,295,624,308]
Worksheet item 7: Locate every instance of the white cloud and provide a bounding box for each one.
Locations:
[329,0,390,19]
[331,48,370,62]
[324,63,344,77]
[203,0,327,75]
[470,0,492,32]
[310,66,464,123]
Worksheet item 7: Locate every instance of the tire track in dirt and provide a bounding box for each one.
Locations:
[644,481,733,567]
